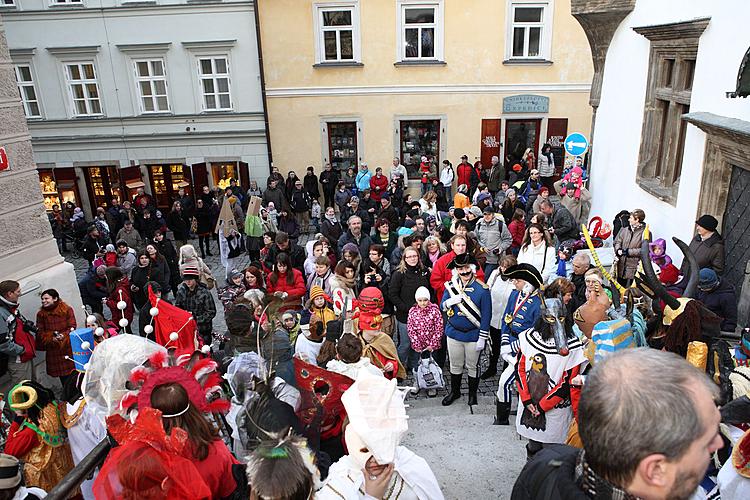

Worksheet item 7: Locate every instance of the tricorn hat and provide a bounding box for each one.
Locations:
[502,263,543,289]
[447,253,478,270]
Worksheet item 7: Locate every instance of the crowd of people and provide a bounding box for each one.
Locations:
[0,149,746,499]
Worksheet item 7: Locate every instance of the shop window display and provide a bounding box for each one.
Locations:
[327,122,358,173]
[400,120,440,179]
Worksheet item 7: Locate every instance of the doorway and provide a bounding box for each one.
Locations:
[504,119,541,165]
[722,164,750,312]
[84,166,122,210]
[148,164,189,209]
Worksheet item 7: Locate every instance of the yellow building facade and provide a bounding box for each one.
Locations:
[258,0,593,186]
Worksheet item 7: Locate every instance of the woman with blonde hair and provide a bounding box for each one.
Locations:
[517,223,556,284]
[422,235,446,268]
[419,189,439,220]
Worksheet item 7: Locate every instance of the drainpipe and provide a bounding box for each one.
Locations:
[253,0,274,174]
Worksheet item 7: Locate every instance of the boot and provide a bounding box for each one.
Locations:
[480,344,500,380]
[493,400,511,425]
[467,376,479,406]
[441,373,462,406]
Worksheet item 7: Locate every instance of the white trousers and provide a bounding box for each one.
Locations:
[447,337,480,378]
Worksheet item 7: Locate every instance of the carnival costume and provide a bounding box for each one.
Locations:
[5,381,75,494]
[317,371,444,500]
[356,287,406,380]
[493,264,544,424]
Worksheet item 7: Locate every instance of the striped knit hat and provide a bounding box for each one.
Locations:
[309,285,331,303]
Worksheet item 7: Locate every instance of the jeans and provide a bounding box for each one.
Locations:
[421,183,430,196]
[444,185,452,201]
[396,320,419,371]
[484,263,498,278]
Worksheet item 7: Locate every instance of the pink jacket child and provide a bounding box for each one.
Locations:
[559,166,585,199]
[406,287,444,353]
[649,238,673,269]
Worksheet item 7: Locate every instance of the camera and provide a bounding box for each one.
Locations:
[22,319,38,335]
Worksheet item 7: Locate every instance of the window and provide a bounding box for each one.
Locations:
[65,62,102,116]
[400,120,440,180]
[198,56,232,111]
[506,1,552,61]
[13,65,41,118]
[633,18,708,204]
[134,59,169,113]
[398,1,443,62]
[313,3,361,64]
[327,122,358,173]
[52,0,83,4]
[1,1,17,6]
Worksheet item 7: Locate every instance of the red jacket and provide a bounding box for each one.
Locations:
[266,269,306,311]
[35,301,76,377]
[509,220,526,249]
[369,174,388,202]
[457,163,473,188]
[106,277,134,322]
[430,251,485,303]
[192,440,239,499]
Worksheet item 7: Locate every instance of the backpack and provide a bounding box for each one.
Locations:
[415,355,444,390]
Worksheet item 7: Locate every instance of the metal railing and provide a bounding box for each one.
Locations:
[45,438,111,500]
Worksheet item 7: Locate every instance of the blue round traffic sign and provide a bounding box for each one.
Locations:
[564,133,589,157]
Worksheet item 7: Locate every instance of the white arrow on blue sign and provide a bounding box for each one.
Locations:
[564,132,589,157]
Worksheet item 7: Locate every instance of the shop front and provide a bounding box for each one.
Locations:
[148,163,189,210]
[38,168,81,213]
[83,166,122,210]
[399,119,441,180]
[210,161,249,191]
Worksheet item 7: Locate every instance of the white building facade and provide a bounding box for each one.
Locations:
[580,0,750,307]
[1,0,268,218]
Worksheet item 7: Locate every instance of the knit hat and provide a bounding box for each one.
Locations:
[453,208,465,219]
[105,244,115,252]
[414,286,430,301]
[228,269,243,281]
[342,242,359,255]
[309,285,331,303]
[696,214,719,232]
[698,268,719,291]
[468,206,482,218]
[381,192,390,201]
[477,192,492,204]
[181,265,200,280]
[96,265,107,277]
[506,188,516,196]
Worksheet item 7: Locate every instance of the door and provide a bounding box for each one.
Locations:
[480,119,501,170]
[148,164,188,209]
[722,165,750,322]
[192,163,209,194]
[504,119,541,165]
[120,166,143,203]
[546,118,568,176]
[84,166,121,210]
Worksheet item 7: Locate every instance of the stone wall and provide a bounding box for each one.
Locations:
[0,16,83,326]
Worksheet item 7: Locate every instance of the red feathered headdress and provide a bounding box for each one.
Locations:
[148,286,199,350]
[119,349,230,416]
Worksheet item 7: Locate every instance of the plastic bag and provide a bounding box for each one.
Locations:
[416,355,444,390]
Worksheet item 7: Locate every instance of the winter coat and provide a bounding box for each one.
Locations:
[78,269,108,307]
[81,235,105,264]
[371,231,399,260]
[369,175,388,202]
[509,219,526,249]
[334,189,352,212]
[106,277,134,323]
[267,269,307,312]
[684,232,725,275]
[277,215,300,241]
[194,206,213,236]
[429,251,485,308]
[320,169,339,194]
[377,205,400,232]
[518,240,557,284]
[511,445,588,500]
[548,205,578,242]
[148,254,172,293]
[35,301,76,377]
[342,171,356,192]
[116,251,137,276]
[290,189,312,214]
[0,299,32,360]
[406,302,443,352]
[116,227,144,251]
[218,282,247,311]
[304,173,320,199]
[697,280,738,331]
[614,223,646,280]
[321,218,344,250]
[284,176,299,200]
[265,242,306,275]
[440,165,455,187]
[487,163,504,193]
[261,186,287,212]
[175,282,216,330]
[456,163,473,188]
[537,151,555,178]
[355,169,372,192]
[167,210,189,241]
[130,263,165,309]
[501,199,524,224]
[337,230,373,258]
[475,217,513,265]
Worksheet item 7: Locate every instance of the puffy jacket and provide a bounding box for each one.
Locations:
[550,205,579,242]
[475,217,513,265]
[388,264,432,323]
[355,170,372,192]
[684,232,724,275]
[262,186,288,212]
[697,280,738,331]
[0,300,26,358]
[290,189,312,213]
[266,269,306,312]
[369,175,388,202]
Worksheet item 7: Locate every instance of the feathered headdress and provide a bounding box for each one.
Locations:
[119,349,230,416]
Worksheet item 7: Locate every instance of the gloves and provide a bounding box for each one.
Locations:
[475,337,486,352]
[615,248,625,257]
[444,295,462,308]
[500,345,514,364]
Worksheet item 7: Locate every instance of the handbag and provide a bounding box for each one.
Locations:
[415,354,444,390]
[190,216,198,234]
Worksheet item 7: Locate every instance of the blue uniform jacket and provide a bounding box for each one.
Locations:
[441,278,492,343]
[500,289,541,353]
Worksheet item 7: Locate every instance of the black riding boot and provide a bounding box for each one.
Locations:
[480,328,501,379]
[441,373,462,406]
[467,376,479,406]
[493,400,511,425]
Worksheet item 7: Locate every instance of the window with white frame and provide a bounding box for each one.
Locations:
[1,1,17,7]
[314,3,360,63]
[52,0,83,4]
[13,65,41,118]
[134,59,169,113]
[65,62,102,116]
[198,56,232,111]
[398,1,443,61]
[507,2,551,59]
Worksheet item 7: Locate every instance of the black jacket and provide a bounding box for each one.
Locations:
[511,445,588,500]
[266,243,306,275]
[697,280,738,331]
[377,204,400,232]
[684,232,725,275]
[81,235,105,263]
[320,218,344,250]
[320,169,340,194]
[303,173,320,199]
[290,189,312,213]
[388,264,432,323]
